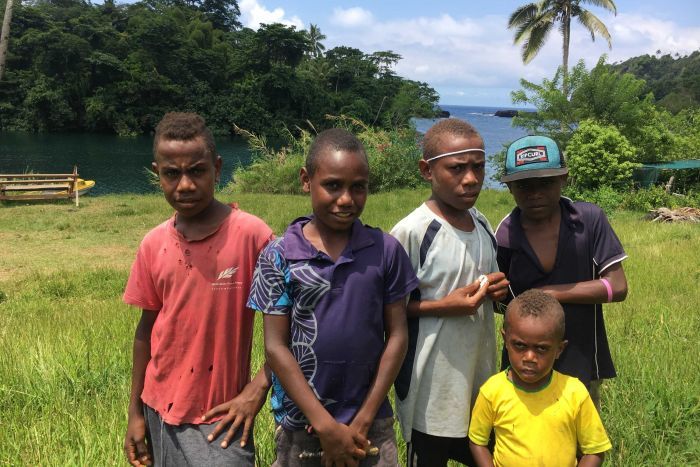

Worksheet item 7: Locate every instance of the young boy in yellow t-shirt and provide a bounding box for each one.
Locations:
[469,289,612,467]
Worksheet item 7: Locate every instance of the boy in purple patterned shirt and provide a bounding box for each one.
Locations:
[248,128,418,466]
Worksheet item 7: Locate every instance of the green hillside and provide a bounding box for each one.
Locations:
[612,50,700,113]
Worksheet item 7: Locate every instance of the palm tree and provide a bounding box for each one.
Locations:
[0,0,17,82]
[307,23,326,58]
[508,0,617,94]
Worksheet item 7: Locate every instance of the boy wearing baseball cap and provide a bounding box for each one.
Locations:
[495,135,629,408]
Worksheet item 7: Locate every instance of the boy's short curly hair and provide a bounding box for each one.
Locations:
[306,128,368,177]
[505,289,566,340]
[153,112,217,161]
[422,118,483,161]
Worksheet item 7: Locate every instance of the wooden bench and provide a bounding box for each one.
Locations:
[0,166,81,205]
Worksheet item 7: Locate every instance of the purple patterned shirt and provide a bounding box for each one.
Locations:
[248,216,419,430]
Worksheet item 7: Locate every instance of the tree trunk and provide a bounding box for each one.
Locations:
[0,0,16,82]
[561,7,571,97]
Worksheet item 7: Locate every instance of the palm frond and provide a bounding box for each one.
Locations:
[513,23,534,45]
[522,21,554,64]
[577,10,613,47]
[581,0,617,15]
[507,3,539,28]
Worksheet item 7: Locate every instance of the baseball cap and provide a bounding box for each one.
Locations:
[501,135,568,183]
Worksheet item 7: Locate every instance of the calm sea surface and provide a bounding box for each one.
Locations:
[0,105,527,194]
[413,105,529,187]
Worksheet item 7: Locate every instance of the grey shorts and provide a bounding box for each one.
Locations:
[144,404,255,467]
[272,417,398,467]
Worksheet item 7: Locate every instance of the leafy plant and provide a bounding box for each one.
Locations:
[231,116,423,194]
[566,119,640,190]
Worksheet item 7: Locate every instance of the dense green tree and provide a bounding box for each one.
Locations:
[0,0,17,82]
[512,56,673,161]
[613,50,700,112]
[508,0,616,94]
[0,0,437,136]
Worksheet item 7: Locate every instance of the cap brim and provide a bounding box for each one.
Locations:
[501,167,568,183]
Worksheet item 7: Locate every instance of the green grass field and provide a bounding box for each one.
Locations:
[1,189,698,466]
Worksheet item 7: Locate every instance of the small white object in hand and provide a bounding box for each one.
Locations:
[478,274,489,289]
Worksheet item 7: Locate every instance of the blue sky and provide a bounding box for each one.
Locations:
[233,0,700,106]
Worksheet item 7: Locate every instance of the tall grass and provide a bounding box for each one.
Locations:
[1,190,698,465]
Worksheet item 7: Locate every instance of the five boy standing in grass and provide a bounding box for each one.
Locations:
[124,114,622,466]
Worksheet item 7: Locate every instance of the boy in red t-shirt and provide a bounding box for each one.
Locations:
[123,112,273,466]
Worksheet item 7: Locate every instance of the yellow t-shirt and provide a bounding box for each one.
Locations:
[469,370,612,466]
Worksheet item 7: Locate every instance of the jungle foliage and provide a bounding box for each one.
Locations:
[490,56,700,195]
[231,115,424,194]
[612,50,700,113]
[0,0,438,136]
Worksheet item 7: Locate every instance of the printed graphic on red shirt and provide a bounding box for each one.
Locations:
[212,265,243,291]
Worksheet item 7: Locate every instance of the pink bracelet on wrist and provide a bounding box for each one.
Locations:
[600,278,613,303]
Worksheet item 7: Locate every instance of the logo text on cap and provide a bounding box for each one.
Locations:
[515,146,549,166]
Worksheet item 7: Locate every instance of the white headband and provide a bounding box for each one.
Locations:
[425,148,485,162]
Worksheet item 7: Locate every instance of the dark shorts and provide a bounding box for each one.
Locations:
[406,429,475,467]
[144,404,255,467]
[272,417,398,466]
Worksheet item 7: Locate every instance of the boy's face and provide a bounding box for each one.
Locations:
[300,149,369,233]
[502,312,567,391]
[152,136,221,219]
[507,175,566,222]
[419,135,485,213]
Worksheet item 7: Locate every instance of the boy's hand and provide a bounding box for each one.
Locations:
[201,380,267,449]
[316,420,368,467]
[348,414,372,439]
[485,272,509,302]
[442,280,489,315]
[124,413,152,466]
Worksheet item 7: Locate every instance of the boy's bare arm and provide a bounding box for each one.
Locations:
[578,453,605,467]
[407,278,489,318]
[264,314,368,466]
[469,441,495,467]
[202,362,272,448]
[350,298,409,436]
[202,310,272,448]
[124,309,158,467]
[538,263,628,305]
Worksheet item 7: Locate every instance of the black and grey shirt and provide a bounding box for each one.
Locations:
[496,197,628,386]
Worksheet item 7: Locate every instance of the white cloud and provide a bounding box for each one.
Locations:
[318,8,700,105]
[239,0,303,29]
[330,7,374,28]
[606,13,700,59]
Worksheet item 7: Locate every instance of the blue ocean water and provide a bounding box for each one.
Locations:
[0,106,528,194]
[413,105,529,187]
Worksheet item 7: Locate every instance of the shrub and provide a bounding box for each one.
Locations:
[230,116,423,194]
[566,185,700,213]
[564,185,624,216]
[619,186,700,211]
[566,120,640,190]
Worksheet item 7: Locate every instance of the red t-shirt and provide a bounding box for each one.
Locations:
[123,206,273,425]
